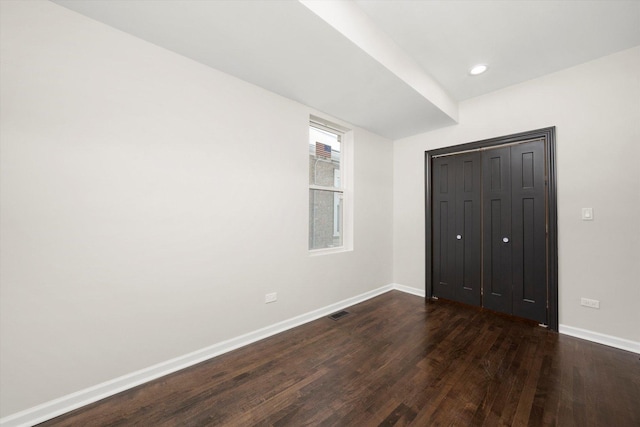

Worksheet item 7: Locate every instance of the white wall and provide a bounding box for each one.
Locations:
[394,46,640,343]
[0,1,393,417]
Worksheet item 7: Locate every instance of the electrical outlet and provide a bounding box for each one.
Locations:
[265,292,277,303]
[580,297,600,309]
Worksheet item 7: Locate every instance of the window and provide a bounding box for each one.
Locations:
[308,118,350,252]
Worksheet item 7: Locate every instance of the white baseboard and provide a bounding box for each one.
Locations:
[1,284,408,427]
[391,283,426,297]
[559,324,640,354]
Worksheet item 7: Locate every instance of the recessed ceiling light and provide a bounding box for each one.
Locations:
[469,64,488,76]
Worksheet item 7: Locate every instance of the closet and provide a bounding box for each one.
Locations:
[426,128,558,329]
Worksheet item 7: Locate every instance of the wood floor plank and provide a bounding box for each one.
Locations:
[38,291,640,426]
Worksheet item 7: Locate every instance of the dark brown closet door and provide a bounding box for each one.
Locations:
[511,140,547,323]
[482,146,513,315]
[482,140,547,323]
[432,156,456,301]
[432,152,481,305]
[454,151,482,306]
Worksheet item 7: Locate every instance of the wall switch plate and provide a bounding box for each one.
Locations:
[580,297,600,309]
[265,292,277,303]
[581,207,594,221]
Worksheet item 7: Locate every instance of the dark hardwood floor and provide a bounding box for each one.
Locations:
[39,291,640,426]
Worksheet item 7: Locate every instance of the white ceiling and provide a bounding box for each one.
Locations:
[52,0,640,139]
[356,0,640,100]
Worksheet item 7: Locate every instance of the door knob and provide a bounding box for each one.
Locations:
[503,237,509,243]
[456,235,462,240]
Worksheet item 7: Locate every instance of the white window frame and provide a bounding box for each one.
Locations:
[333,169,341,238]
[309,116,353,255]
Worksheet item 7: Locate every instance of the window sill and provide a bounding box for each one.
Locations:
[309,246,352,257]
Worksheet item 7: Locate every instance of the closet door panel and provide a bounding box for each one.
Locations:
[482,147,512,314]
[511,140,547,323]
[455,152,481,306]
[432,157,456,300]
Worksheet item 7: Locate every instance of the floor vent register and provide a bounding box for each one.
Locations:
[328,310,350,321]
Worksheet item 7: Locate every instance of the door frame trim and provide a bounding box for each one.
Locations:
[425,127,558,331]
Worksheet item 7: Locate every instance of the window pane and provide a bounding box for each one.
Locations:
[309,189,343,250]
[309,126,341,187]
